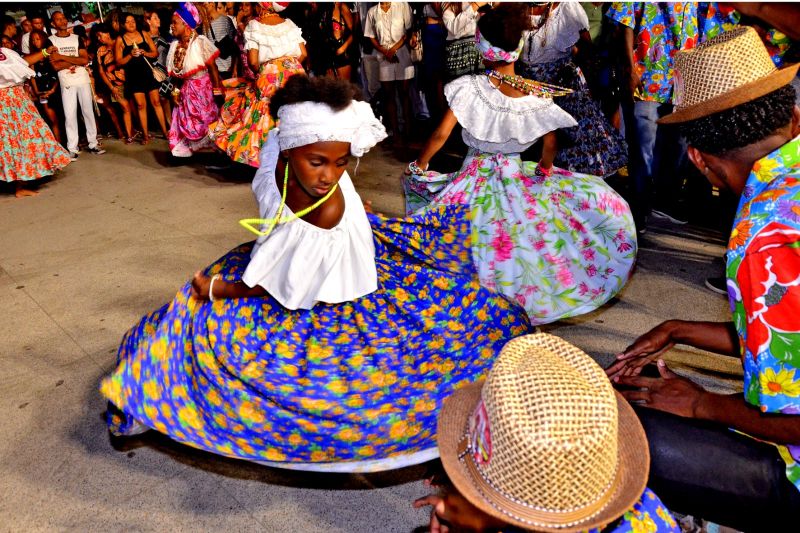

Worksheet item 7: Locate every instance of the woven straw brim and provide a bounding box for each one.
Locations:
[438,382,649,532]
[659,62,800,124]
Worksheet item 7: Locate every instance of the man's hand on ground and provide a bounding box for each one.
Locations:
[615,359,706,418]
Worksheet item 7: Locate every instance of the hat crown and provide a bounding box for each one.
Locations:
[674,26,776,110]
[475,334,619,514]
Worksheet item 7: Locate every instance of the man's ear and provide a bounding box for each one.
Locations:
[686,145,708,175]
[791,105,800,138]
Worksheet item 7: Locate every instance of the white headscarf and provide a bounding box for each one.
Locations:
[276,100,387,157]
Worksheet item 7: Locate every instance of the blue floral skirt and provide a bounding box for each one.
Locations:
[101,205,531,471]
[518,57,627,177]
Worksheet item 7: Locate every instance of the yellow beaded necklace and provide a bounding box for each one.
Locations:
[239,163,339,237]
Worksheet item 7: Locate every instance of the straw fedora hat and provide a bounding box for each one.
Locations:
[437,333,648,532]
[659,26,800,124]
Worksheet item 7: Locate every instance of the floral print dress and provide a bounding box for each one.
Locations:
[0,47,70,182]
[101,135,532,472]
[725,135,800,492]
[404,75,637,325]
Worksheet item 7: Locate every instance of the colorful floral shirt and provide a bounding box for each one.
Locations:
[721,6,794,67]
[606,2,737,103]
[504,488,678,532]
[726,135,800,492]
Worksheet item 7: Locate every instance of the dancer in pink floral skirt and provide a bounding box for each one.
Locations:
[166,3,222,158]
[404,4,637,325]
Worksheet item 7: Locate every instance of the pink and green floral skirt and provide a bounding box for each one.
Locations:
[404,150,637,324]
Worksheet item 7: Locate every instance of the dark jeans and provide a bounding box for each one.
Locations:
[621,100,688,227]
[634,407,800,531]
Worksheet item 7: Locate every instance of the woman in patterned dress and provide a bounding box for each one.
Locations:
[0,45,70,198]
[101,75,531,472]
[517,2,627,177]
[404,3,637,325]
[208,1,307,167]
[166,3,223,158]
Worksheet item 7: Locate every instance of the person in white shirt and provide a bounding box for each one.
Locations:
[363,1,413,144]
[442,1,487,79]
[47,11,104,159]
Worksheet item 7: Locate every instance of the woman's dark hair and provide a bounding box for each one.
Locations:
[120,12,140,33]
[90,23,111,51]
[270,75,362,120]
[680,84,797,155]
[28,28,50,53]
[476,3,530,54]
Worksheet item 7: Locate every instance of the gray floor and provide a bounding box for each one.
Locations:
[0,139,738,531]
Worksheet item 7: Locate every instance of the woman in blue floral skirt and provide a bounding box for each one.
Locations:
[101,75,530,472]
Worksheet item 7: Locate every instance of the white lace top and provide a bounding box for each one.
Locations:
[0,48,34,89]
[242,130,378,310]
[244,19,305,64]
[444,75,578,153]
[521,2,589,65]
[166,35,219,79]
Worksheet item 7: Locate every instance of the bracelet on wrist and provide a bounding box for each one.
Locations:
[41,49,50,58]
[535,165,553,177]
[209,274,221,302]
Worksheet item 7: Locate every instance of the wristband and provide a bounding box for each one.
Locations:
[209,274,221,302]
[535,165,553,177]
[41,49,50,58]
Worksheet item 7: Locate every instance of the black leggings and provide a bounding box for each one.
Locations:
[635,407,800,531]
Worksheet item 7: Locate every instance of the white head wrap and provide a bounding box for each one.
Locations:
[276,100,387,157]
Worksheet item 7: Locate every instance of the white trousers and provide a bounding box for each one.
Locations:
[61,83,98,153]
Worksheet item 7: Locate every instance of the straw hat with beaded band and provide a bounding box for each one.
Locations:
[437,333,649,532]
[659,26,800,125]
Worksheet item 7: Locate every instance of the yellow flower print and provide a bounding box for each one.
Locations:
[281,363,299,377]
[335,427,362,442]
[238,400,265,425]
[345,395,365,408]
[178,405,203,430]
[307,342,334,362]
[143,380,160,400]
[370,371,398,387]
[395,287,410,303]
[161,404,173,419]
[447,320,464,332]
[428,337,445,350]
[144,403,159,421]
[357,445,376,457]
[403,272,417,285]
[300,397,331,411]
[433,277,451,290]
[310,450,328,462]
[288,433,304,446]
[264,448,287,461]
[151,337,169,361]
[753,157,780,183]
[241,362,263,380]
[414,398,436,412]
[760,367,800,397]
[327,379,348,395]
[389,420,410,440]
[656,506,676,527]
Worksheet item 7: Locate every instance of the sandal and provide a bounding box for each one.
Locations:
[124,137,134,145]
[141,137,151,146]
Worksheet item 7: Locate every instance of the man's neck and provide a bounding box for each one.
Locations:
[55,29,69,37]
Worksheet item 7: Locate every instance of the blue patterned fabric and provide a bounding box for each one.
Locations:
[502,488,679,533]
[101,205,532,470]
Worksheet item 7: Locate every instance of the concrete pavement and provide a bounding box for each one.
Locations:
[0,138,737,531]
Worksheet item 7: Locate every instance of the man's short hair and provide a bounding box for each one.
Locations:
[680,85,797,155]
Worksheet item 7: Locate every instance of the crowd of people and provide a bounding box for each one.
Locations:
[4,2,800,531]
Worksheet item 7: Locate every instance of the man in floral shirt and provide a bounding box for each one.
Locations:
[606,28,800,529]
[606,2,736,230]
